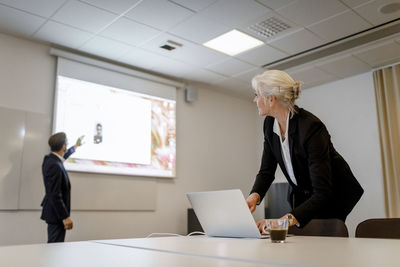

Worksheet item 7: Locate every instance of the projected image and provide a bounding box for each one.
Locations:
[94,123,103,144]
[54,76,176,177]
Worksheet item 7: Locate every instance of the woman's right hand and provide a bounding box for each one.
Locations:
[246,193,260,213]
[257,219,267,234]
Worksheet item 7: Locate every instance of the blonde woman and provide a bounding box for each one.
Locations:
[246,70,363,231]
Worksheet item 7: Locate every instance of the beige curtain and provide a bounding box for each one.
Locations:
[373,64,400,217]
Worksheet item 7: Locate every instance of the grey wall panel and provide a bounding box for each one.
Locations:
[0,107,25,209]
[69,172,156,211]
[18,112,51,209]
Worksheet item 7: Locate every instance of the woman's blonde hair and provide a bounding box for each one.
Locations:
[252,70,302,115]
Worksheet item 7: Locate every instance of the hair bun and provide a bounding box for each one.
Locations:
[292,81,302,99]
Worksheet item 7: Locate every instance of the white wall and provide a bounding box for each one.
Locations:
[297,73,386,236]
[0,33,260,245]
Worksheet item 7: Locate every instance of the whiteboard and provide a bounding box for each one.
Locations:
[0,106,157,211]
[18,112,51,209]
[0,107,25,210]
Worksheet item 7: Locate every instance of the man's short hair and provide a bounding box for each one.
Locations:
[48,132,66,152]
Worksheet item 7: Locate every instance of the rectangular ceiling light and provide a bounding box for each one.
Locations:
[203,29,264,56]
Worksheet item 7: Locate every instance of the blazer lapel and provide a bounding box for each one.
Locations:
[288,111,298,162]
[288,107,300,186]
[266,117,291,180]
[274,134,291,180]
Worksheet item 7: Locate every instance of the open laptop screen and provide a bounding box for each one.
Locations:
[187,189,262,238]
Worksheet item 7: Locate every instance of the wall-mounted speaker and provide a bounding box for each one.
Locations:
[185,86,198,103]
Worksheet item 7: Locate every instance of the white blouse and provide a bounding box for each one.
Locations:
[273,114,298,185]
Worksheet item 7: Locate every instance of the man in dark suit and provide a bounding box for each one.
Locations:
[247,70,364,230]
[40,132,84,243]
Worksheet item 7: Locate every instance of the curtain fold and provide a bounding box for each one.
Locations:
[373,64,400,217]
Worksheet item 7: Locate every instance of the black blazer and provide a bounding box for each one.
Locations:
[251,107,364,226]
[40,147,75,224]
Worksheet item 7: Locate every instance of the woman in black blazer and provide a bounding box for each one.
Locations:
[246,70,364,230]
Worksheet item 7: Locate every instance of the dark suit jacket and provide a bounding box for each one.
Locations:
[40,147,75,224]
[250,107,364,226]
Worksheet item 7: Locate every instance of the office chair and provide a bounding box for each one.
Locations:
[288,219,349,237]
[355,218,400,239]
[264,182,292,218]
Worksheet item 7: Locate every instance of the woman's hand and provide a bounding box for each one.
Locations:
[281,213,299,227]
[246,193,260,213]
[256,219,267,234]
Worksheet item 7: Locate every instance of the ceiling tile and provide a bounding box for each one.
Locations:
[169,0,217,12]
[237,12,295,43]
[168,14,231,44]
[118,46,170,69]
[308,10,372,42]
[80,0,141,14]
[34,21,92,48]
[79,36,132,61]
[139,33,181,53]
[340,0,371,8]
[354,40,400,67]
[233,68,264,83]
[139,33,229,67]
[139,33,192,56]
[206,58,255,76]
[285,66,336,87]
[100,17,161,46]
[255,0,295,10]
[52,0,116,33]
[354,0,400,25]
[174,44,230,68]
[235,44,288,66]
[200,0,270,27]
[0,0,66,17]
[276,0,348,26]
[0,5,45,36]
[268,28,324,55]
[183,68,226,83]
[125,0,193,31]
[316,54,372,78]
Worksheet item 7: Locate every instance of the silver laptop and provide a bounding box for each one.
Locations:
[187,189,264,238]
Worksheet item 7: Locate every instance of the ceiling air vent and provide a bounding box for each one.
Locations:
[248,16,291,39]
[160,40,183,51]
[160,44,175,51]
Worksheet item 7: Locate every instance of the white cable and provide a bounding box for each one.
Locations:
[145,233,183,238]
[145,231,206,238]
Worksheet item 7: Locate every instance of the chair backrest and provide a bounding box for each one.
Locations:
[355,218,400,239]
[265,182,291,218]
[288,219,349,237]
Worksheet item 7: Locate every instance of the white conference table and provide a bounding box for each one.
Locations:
[1,235,399,267]
[0,240,278,267]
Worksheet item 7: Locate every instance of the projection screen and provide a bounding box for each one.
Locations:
[53,57,176,177]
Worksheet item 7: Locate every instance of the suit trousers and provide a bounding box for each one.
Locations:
[47,223,66,243]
